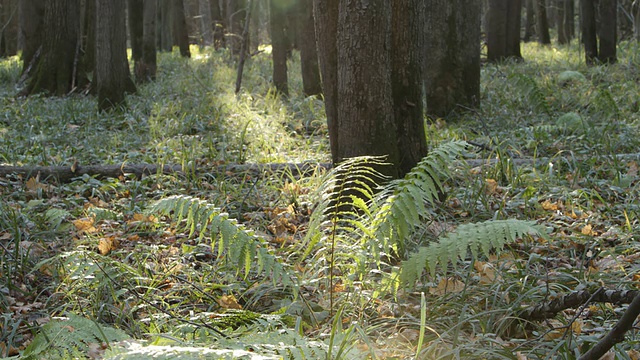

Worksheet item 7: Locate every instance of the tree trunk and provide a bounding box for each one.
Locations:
[633,0,640,42]
[25,0,83,96]
[535,0,551,44]
[488,0,523,62]
[159,0,173,51]
[95,0,136,111]
[270,0,288,96]
[173,0,191,57]
[82,0,96,86]
[139,0,157,82]
[198,0,213,46]
[393,0,428,177]
[210,0,225,49]
[557,0,574,44]
[337,0,399,178]
[581,0,598,64]
[226,0,246,56]
[313,0,339,163]
[424,0,481,119]
[18,0,43,74]
[297,0,321,97]
[597,0,617,63]
[1,0,19,57]
[128,0,144,80]
[523,0,536,41]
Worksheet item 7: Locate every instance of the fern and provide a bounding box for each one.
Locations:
[591,88,621,120]
[22,313,130,360]
[149,195,291,285]
[400,220,544,285]
[510,73,551,115]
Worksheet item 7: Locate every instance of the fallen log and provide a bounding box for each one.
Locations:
[0,162,332,183]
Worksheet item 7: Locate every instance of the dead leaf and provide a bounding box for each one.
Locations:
[541,199,559,211]
[485,178,498,194]
[599,352,615,360]
[516,352,528,360]
[570,319,582,335]
[25,177,47,192]
[429,278,465,296]
[98,237,119,255]
[581,224,594,236]
[627,349,640,360]
[73,218,97,233]
[217,294,242,309]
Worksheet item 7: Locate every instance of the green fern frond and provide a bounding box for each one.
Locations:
[510,73,551,115]
[400,220,544,286]
[591,88,621,120]
[149,195,291,284]
[22,313,130,360]
[371,141,469,255]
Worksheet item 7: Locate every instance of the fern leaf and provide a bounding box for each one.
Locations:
[400,220,545,285]
[510,74,551,115]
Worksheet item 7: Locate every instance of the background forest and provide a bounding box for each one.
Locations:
[2,0,640,359]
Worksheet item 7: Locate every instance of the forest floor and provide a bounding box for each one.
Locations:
[1,42,640,359]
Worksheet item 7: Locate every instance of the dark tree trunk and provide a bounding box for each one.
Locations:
[210,0,225,49]
[557,0,574,44]
[597,0,617,63]
[634,0,640,42]
[1,0,19,57]
[581,0,598,64]
[393,0,428,177]
[128,0,144,76]
[198,0,213,46]
[25,0,83,96]
[82,0,96,83]
[139,0,157,82]
[226,0,246,56]
[313,0,339,163]
[297,0,321,97]
[159,0,173,51]
[523,0,536,42]
[337,0,399,178]
[488,0,523,62]
[270,0,288,96]
[95,0,136,111]
[535,0,551,44]
[173,0,191,57]
[424,0,481,119]
[19,0,43,74]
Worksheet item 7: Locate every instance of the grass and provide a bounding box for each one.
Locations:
[1,40,640,359]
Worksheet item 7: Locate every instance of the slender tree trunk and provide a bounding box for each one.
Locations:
[128,0,144,78]
[210,0,225,49]
[95,0,136,111]
[159,0,173,51]
[270,0,288,96]
[523,0,536,41]
[581,0,598,64]
[488,0,523,62]
[557,0,574,44]
[536,0,551,44]
[140,0,157,82]
[633,0,640,42]
[313,0,339,163]
[198,0,213,46]
[506,0,523,58]
[424,0,481,119]
[173,0,191,57]
[298,0,321,97]
[1,0,19,57]
[393,0,428,177]
[19,0,43,74]
[26,0,83,96]
[597,0,617,63]
[227,0,246,56]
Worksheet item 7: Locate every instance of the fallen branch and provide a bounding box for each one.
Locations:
[0,162,331,183]
[518,288,640,321]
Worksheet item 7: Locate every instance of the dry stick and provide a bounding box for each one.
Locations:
[578,291,640,360]
[234,0,254,94]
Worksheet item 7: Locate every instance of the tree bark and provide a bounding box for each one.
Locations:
[210,0,225,49]
[139,0,157,82]
[633,0,640,42]
[25,0,83,96]
[95,0,136,111]
[557,0,574,44]
[173,0,191,57]
[18,0,43,74]
[424,0,481,119]
[82,0,96,87]
[313,0,339,163]
[487,0,523,62]
[1,0,19,57]
[597,0,617,63]
[128,0,144,81]
[198,0,214,46]
[226,0,246,56]
[159,0,173,51]
[581,0,598,64]
[523,0,536,42]
[535,0,551,44]
[337,0,399,178]
[297,0,321,97]
[393,0,428,177]
[270,0,288,96]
